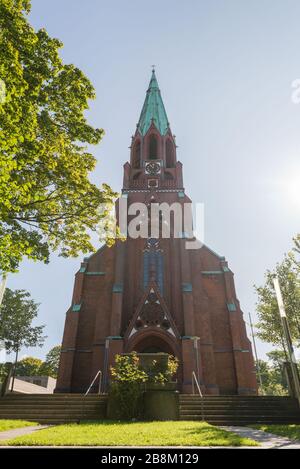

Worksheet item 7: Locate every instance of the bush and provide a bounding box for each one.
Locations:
[110,353,148,419]
[109,352,179,419]
[143,355,178,383]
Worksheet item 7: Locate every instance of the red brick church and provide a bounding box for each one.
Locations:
[56,71,257,395]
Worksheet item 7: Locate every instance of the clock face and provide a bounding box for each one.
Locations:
[145,161,161,175]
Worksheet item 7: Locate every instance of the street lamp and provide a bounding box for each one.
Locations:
[273,277,300,405]
[248,312,264,394]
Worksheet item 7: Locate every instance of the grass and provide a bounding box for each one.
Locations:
[2,420,258,446]
[0,420,38,432]
[252,424,300,441]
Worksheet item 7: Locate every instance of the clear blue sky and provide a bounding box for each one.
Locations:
[6,0,300,361]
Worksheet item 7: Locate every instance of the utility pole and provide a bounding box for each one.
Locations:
[248,312,264,394]
[273,277,300,406]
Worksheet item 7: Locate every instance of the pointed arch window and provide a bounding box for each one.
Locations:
[166,139,175,168]
[143,251,164,295]
[149,135,158,160]
[132,141,141,168]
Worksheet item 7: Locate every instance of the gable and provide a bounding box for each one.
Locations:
[125,283,179,340]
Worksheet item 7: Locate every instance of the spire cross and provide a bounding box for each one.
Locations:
[151,64,156,72]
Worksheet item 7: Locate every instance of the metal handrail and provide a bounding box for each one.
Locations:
[192,371,203,397]
[85,370,102,396]
[192,371,204,421]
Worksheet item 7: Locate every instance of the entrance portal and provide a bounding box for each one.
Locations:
[129,334,176,356]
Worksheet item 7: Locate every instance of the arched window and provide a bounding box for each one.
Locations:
[149,135,158,160]
[166,139,174,168]
[132,141,141,168]
[143,251,164,294]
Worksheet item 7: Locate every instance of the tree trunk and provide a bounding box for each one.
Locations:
[0,274,7,306]
[10,348,19,392]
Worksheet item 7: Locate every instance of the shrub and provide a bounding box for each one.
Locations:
[109,352,179,419]
[110,353,148,419]
[144,355,178,383]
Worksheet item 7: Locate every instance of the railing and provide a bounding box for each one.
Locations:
[85,370,102,396]
[192,371,202,397]
[192,371,204,421]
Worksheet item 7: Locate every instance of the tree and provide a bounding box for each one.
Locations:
[254,254,300,351]
[40,345,61,378]
[255,354,289,396]
[293,234,300,258]
[0,0,117,274]
[0,288,46,390]
[14,356,43,376]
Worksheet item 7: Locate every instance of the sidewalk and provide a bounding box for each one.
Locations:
[220,426,300,449]
[0,425,50,442]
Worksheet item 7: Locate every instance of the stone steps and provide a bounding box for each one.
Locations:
[0,394,108,423]
[179,395,300,425]
[2,393,299,426]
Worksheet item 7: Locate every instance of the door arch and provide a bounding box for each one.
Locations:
[125,328,182,385]
[125,328,179,357]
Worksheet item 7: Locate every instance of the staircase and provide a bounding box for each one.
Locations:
[2,393,300,426]
[179,395,300,425]
[0,394,108,424]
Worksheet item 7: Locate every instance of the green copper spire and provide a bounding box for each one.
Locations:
[137,70,170,136]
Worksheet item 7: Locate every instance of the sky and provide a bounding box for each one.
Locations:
[5,0,300,362]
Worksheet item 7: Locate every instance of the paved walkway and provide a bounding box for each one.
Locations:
[221,426,300,449]
[0,425,50,442]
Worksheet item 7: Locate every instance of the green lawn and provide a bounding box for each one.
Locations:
[2,420,258,446]
[252,424,300,441]
[0,420,38,432]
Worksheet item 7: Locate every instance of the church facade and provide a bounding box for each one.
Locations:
[56,71,257,395]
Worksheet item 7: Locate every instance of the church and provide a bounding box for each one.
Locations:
[56,71,257,395]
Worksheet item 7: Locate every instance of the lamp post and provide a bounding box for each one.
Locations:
[248,312,264,394]
[273,277,300,405]
[192,336,201,385]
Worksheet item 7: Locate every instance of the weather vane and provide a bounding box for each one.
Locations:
[151,64,156,72]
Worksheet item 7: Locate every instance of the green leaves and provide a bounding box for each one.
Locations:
[254,250,300,349]
[14,356,44,376]
[0,287,46,353]
[13,345,61,378]
[40,345,61,378]
[255,351,296,396]
[0,0,117,272]
[109,353,179,420]
[111,353,148,384]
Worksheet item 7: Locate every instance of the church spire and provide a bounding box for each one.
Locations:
[125,70,182,188]
[137,69,170,136]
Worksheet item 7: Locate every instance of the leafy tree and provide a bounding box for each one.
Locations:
[254,254,300,351]
[40,345,61,378]
[293,234,300,258]
[255,355,288,396]
[14,356,43,376]
[267,350,287,369]
[0,0,117,273]
[0,288,46,390]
